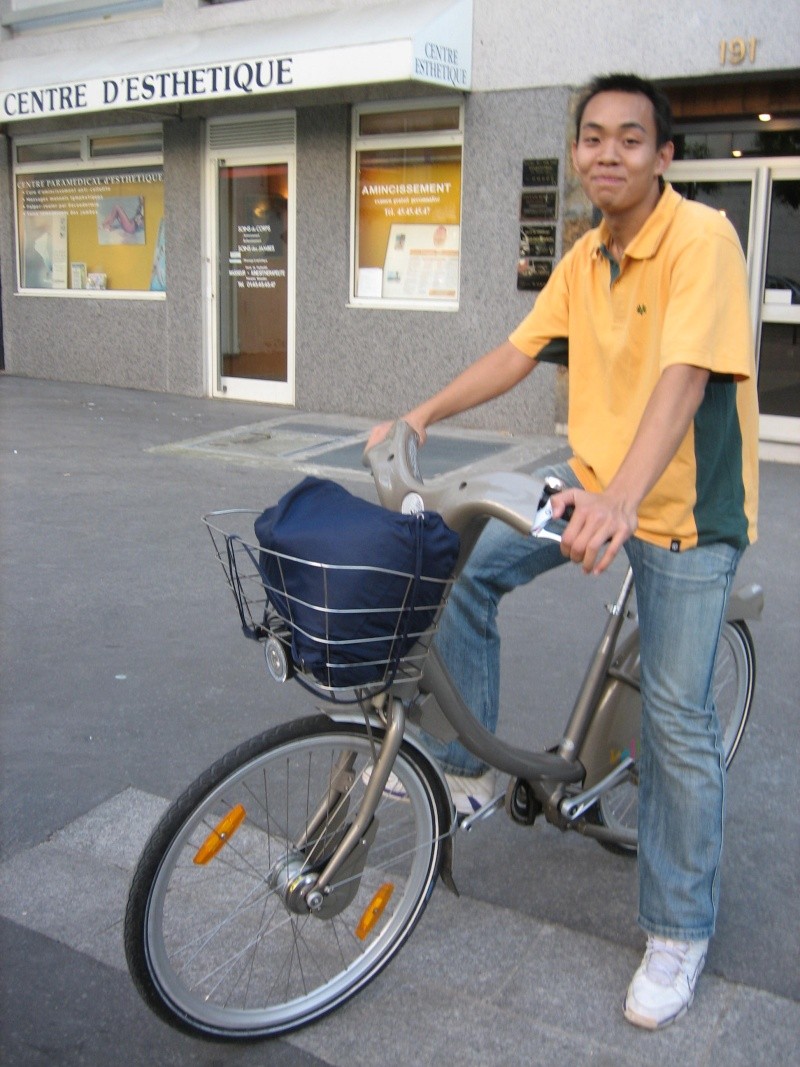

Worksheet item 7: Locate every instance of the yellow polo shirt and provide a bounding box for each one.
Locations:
[510,184,758,551]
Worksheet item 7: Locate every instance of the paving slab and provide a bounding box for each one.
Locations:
[1,788,798,1067]
[1,376,798,1065]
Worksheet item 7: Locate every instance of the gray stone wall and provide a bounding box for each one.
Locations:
[0,118,206,396]
[3,0,795,85]
[1,0,796,433]
[293,87,571,436]
[160,118,205,396]
[472,0,798,88]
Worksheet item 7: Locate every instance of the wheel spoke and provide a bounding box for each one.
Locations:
[596,621,754,851]
[127,719,443,1036]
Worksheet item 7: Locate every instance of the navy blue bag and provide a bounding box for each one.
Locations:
[253,476,459,689]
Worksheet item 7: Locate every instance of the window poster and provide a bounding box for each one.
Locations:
[380,223,459,300]
[22,212,68,289]
[356,146,462,302]
[16,167,165,292]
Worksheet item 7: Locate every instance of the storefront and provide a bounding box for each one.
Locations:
[1,0,798,453]
[666,79,800,461]
[0,0,480,412]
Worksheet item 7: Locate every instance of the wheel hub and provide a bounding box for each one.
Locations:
[267,852,319,914]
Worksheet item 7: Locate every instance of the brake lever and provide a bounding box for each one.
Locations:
[531,497,574,542]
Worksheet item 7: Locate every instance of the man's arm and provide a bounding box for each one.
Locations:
[552,363,710,574]
[366,340,536,449]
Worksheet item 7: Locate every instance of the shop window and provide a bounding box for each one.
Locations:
[1,0,161,33]
[16,140,82,164]
[351,100,463,310]
[13,125,165,296]
[674,121,800,161]
[90,131,164,158]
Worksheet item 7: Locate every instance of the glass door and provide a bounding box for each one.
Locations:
[668,159,800,456]
[759,168,800,453]
[208,146,295,405]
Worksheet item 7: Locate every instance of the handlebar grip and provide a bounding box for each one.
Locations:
[362,420,427,513]
[403,426,423,483]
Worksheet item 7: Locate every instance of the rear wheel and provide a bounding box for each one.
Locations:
[595,620,756,853]
[125,715,448,1038]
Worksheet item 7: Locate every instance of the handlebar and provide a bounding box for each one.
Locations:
[362,420,562,569]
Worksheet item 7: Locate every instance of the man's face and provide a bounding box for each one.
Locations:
[571,90,674,218]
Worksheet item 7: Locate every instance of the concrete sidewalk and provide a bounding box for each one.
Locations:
[1,375,798,1066]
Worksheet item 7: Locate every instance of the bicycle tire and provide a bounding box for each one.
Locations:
[595,620,756,853]
[124,714,448,1038]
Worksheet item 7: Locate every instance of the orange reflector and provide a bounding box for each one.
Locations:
[355,882,395,940]
[193,804,246,865]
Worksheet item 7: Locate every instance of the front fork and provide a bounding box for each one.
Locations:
[288,696,407,914]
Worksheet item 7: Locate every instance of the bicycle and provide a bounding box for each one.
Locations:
[124,420,762,1039]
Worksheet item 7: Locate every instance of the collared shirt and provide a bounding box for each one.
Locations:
[509,184,758,550]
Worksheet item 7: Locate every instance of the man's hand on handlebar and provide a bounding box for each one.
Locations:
[549,488,637,576]
[366,414,428,453]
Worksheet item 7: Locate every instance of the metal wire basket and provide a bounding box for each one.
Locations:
[203,509,454,701]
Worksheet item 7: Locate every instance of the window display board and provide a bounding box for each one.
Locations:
[16,166,165,292]
[355,145,462,306]
[359,222,460,301]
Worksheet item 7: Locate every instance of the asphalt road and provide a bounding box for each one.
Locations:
[1,375,798,1066]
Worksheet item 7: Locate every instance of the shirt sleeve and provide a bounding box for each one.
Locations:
[509,250,573,362]
[660,213,754,381]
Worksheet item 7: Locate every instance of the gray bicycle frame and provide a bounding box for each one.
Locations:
[361,420,763,843]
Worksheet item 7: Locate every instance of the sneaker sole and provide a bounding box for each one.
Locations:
[623,993,692,1031]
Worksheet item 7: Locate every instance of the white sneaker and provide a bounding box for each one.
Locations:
[445,769,497,817]
[624,936,708,1030]
[360,765,408,801]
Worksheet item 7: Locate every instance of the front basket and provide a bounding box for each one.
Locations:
[203,510,454,701]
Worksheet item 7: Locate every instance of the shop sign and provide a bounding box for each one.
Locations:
[1,0,473,121]
[2,58,295,121]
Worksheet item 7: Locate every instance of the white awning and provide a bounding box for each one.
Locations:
[1,0,472,122]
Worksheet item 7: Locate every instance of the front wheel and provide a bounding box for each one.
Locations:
[124,715,448,1038]
[595,620,756,852]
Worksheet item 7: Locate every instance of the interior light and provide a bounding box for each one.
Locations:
[732,150,743,158]
[758,113,772,122]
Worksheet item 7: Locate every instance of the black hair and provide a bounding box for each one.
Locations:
[575,73,674,147]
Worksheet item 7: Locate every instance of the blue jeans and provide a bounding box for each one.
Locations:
[430,462,742,941]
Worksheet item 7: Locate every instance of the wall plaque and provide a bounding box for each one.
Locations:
[517,258,552,291]
[522,158,559,187]
[520,190,558,221]
[520,224,556,258]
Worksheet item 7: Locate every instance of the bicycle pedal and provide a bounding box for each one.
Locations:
[505,778,542,826]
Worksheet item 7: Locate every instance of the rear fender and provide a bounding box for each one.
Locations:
[726,583,763,623]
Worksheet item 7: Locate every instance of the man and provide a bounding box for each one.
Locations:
[367,73,758,1030]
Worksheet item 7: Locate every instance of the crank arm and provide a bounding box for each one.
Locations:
[458,790,506,832]
[559,755,635,822]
